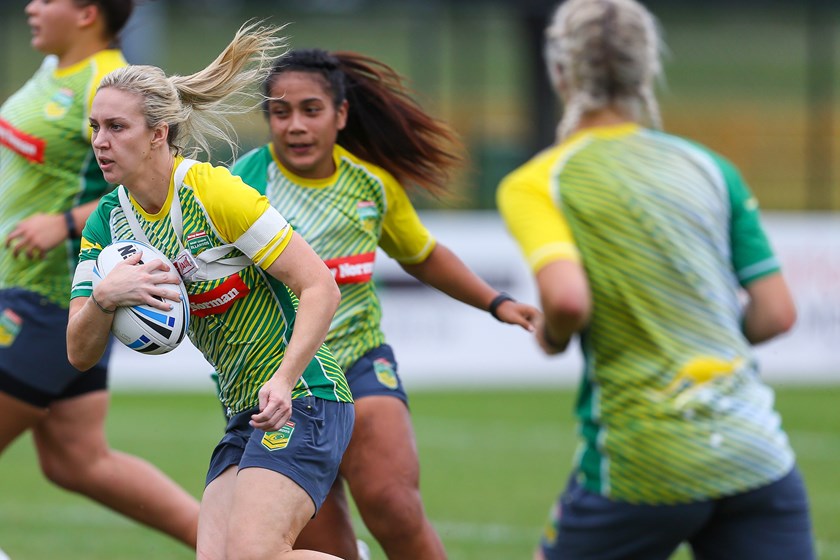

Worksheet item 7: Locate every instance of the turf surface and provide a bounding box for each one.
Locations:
[0,385,837,559]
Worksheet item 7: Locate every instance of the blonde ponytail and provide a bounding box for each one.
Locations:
[544,0,664,141]
[99,20,287,158]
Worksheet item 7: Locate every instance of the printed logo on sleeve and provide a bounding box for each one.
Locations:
[261,421,295,450]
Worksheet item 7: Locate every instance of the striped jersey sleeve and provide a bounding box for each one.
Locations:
[187,162,293,268]
[497,145,582,272]
[378,173,436,265]
[703,149,781,285]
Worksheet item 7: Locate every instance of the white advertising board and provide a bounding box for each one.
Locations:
[109,212,839,390]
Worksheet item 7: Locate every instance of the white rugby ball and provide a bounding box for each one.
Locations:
[92,239,189,355]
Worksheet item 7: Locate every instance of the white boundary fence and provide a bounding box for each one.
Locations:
[109,212,840,391]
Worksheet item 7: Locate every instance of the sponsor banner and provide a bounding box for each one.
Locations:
[188,274,249,317]
[0,118,46,163]
[109,212,840,390]
[324,252,376,284]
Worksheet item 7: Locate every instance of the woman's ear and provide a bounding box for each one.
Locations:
[336,99,349,131]
[151,123,170,149]
[76,3,99,30]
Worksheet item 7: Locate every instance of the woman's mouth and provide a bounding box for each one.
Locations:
[288,143,312,155]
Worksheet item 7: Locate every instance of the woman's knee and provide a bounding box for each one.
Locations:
[35,435,107,491]
[38,450,87,490]
[356,482,427,534]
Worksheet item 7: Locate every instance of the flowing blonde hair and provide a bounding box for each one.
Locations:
[544,0,664,141]
[99,20,287,158]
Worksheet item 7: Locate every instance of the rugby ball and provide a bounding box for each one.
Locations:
[92,239,189,355]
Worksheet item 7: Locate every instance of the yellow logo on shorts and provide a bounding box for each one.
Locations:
[0,308,23,347]
[261,421,295,451]
[373,357,398,390]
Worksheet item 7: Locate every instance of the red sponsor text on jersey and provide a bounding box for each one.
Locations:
[188,273,250,317]
[0,118,46,164]
[323,252,376,284]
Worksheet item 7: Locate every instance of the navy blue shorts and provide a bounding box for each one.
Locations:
[206,396,355,513]
[345,344,408,404]
[0,288,111,408]
[541,466,815,560]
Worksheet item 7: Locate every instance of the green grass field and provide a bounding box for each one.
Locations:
[1,385,838,559]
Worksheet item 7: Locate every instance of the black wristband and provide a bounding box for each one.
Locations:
[488,292,515,321]
[64,210,79,239]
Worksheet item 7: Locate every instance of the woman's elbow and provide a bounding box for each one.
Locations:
[543,292,591,330]
[324,280,341,315]
[66,330,100,372]
[771,302,797,337]
[536,260,591,330]
[67,347,97,372]
[762,284,797,338]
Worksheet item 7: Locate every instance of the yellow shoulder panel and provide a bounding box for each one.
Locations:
[186,162,291,267]
[497,145,580,273]
[379,175,436,264]
[337,147,436,265]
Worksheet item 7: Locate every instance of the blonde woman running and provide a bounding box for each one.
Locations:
[67,22,354,560]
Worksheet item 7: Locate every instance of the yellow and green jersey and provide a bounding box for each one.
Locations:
[498,123,794,504]
[0,50,126,307]
[71,157,352,414]
[232,144,436,371]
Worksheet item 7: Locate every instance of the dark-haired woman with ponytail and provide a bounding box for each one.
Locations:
[232,49,540,559]
[0,0,199,549]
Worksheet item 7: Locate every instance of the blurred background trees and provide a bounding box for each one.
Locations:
[2,0,837,210]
